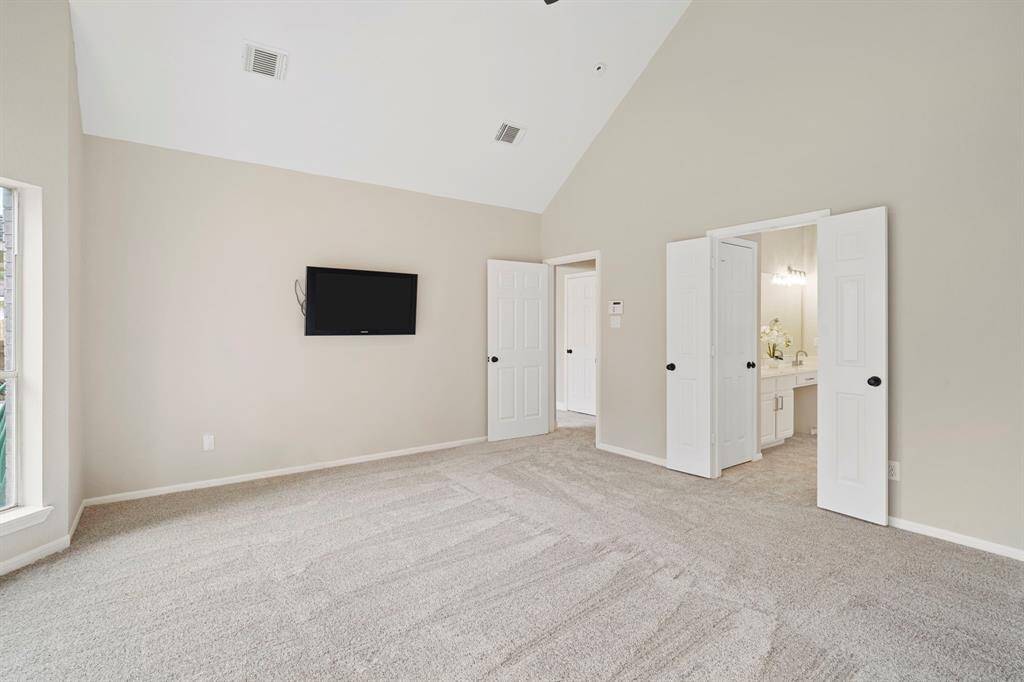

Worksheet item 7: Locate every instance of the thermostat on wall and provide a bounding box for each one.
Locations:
[608,300,623,315]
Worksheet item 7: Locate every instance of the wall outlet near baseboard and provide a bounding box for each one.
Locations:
[202,433,216,452]
[888,460,900,481]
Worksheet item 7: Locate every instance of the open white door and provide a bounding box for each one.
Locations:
[817,207,888,524]
[715,238,759,470]
[487,260,549,442]
[565,272,597,415]
[666,238,713,477]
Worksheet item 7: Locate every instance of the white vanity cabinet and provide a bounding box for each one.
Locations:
[760,368,816,448]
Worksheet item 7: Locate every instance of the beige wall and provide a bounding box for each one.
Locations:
[82,137,540,498]
[555,260,596,407]
[0,0,82,562]
[541,1,1024,549]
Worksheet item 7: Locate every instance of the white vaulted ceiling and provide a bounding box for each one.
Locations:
[69,0,688,212]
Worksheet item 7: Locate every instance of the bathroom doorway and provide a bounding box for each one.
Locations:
[666,208,889,525]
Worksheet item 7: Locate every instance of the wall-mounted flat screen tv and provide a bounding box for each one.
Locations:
[305,266,418,336]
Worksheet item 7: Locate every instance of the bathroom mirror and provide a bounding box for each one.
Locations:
[761,273,803,355]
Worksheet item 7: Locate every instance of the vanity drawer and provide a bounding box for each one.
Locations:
[760,377,776,394]
[797,371,817,386]
[775,374,797,390]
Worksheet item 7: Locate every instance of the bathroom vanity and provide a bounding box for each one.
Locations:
[760,361,817,448]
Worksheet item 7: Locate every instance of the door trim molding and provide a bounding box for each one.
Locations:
[544,250,600,266]
[705,209,831,239]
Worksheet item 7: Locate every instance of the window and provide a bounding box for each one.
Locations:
[0,187,16,511]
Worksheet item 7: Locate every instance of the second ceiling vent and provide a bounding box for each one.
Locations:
[494,122,525,145]
[244,43,287,80]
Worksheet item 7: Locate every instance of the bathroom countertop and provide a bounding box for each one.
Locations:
[760,359,818,379]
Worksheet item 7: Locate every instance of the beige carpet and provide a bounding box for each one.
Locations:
[556,409,597,429]
[2,426,1022,679]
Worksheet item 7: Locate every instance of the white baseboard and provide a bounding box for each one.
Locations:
[555,401,566,411]
[597,442,664,467]
[84,436,487,507]
[0,534,70,576]
[889,516,1023,562]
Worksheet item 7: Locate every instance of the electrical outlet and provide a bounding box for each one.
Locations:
[887,460,900,481]
[202,433,215,452]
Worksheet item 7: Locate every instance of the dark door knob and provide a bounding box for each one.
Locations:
[666,363,676,371]
[867,376,882,387]
[746,361,757,369]
[490,356,499,363]
[566,349,573,354]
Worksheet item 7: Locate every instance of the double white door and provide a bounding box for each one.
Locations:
[565,272,597,415]
[666,208,888,525]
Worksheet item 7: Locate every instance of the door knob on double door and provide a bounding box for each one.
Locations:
[746,361,756,369]
[666,363,676,371]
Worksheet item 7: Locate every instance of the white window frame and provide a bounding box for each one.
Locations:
[0,178,51,538]
[0,185,16,512]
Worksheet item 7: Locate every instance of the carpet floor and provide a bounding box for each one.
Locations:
[556,410,597,429]
[2,426,1022,680]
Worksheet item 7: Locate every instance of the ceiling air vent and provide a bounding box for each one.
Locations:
[244,43,287,80]
[494,122,524,145]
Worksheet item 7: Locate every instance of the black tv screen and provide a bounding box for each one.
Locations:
[305,266,417,335]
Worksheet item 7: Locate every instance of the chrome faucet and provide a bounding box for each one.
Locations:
[793,350,808,366]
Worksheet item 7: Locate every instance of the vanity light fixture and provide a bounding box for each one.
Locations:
[771,266,807,287]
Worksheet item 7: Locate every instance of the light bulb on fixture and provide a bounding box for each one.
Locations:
[771,266,807,287]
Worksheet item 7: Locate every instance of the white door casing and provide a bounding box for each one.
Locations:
[487,259,550,442]
[666,238,713,477]
[816,207,888,525]
[715,239,759,470]
[565,272,597,415]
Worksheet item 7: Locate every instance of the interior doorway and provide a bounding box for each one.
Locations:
[545,252,601,440]
[666,208,889,525]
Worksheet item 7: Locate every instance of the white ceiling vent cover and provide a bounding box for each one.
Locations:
[494,122,525,145]
[244,43,287,80]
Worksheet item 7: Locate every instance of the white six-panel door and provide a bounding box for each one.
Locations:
[816,207,888,524]
[487,260,550,442]
[666,238,713,477]
[716,239,759,470]
[565,272,597,415]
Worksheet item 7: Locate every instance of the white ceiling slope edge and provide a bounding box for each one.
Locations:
[70,0,689,213]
